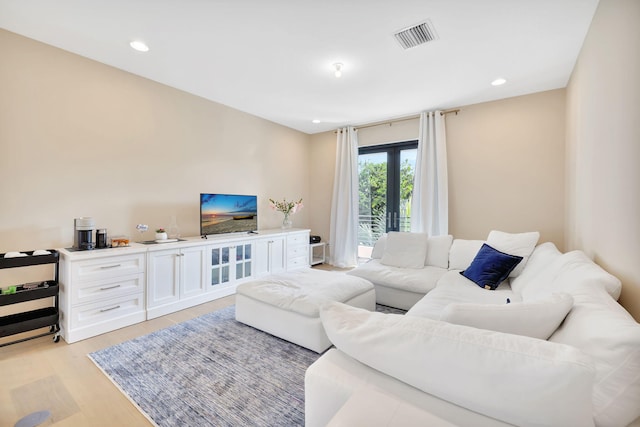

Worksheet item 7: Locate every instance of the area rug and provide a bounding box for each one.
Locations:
[89,304,404,427]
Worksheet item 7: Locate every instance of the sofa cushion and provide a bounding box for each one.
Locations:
[380,232,428,269]
[461,244,523,290]
[509,242,562,294]
[549,284,640,427]
[370,233,387,259]
[320,302,596,427]
[486,230,540,277]
[521,250,622,302]
[407,270,520,320]
[448,239,484,270]
[425,235,453,268]
[439,293,573,340]
[235,269,374,317]
[346,259,446,294]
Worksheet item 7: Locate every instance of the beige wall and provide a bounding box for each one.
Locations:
[0,30,311,261]
[448,90,566,245]
[308,90,566,251]
[565,0,640,320]
[308,131,336,244]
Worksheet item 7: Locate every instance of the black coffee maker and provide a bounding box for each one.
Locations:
[73,217,96,250]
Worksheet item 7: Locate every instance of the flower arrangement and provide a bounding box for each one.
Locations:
[269,198,303,215]
[155,228,166,233]
[269,198,303,229]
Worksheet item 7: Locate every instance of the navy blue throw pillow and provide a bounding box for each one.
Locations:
[461,243,523,290]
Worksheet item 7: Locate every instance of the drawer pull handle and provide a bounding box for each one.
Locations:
[100,305,121,313]
[100,264,122,269]
[100,284,121,291]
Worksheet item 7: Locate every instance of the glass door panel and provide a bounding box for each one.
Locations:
[358,141,417,257]
[211,268,220,285]
[358,151,387,250]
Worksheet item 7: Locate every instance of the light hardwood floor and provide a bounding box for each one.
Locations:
[0,295,235,427]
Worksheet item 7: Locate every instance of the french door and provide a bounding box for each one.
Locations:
[358,141,417,249]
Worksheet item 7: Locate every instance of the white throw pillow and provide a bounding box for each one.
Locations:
[425,235,453,268]
[439,293,574,340]
[370,234,387,259]
[320,302,595,427]
[486,230,540,277]
[448,239,484,270]
[380,232,428,269]
[509,242,562,295]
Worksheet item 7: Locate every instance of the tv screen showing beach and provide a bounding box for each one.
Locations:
[200,193,258,236]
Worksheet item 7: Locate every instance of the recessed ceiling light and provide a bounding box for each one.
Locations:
[312,119,321,124]
[332,63,343,78]
[491,77,507,86]
[130,40,149,52]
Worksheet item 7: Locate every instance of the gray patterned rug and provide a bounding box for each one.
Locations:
[89,304,404,427]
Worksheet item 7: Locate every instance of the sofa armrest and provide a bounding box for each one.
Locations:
[305,348,511,427]
[320,302,596,427]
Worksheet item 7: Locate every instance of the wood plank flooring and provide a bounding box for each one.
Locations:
[0,296,235,427]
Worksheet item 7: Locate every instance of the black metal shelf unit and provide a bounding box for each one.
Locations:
[0,250,61,347]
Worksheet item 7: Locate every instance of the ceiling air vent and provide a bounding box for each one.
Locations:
[394,20,438,50]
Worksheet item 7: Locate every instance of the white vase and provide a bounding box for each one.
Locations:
[155,232,168,240]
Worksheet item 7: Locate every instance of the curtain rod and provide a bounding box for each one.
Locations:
[335,109,460,133]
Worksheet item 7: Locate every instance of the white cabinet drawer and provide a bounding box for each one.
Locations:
[71,273,144,305]
[70,292,145,329]
[288,256,309,269]
[71,254,145,282]
[287,233,308,246]
[288,244,308,258]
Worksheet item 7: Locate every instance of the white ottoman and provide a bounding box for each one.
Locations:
[235,268,375,353]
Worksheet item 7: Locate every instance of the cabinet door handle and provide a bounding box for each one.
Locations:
[100,284,121,291]
[100,264,121,269]
[99,305,121,313]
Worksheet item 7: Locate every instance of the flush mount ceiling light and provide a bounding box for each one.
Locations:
[129,40,149,52]
[312,119,321,124]
[332,63,343,78]
[491,77,507,86]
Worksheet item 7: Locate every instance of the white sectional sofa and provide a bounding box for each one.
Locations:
[306,231,640,427]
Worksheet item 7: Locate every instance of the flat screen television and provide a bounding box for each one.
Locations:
[200,193,258,236]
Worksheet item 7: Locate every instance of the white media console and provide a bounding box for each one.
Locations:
[58,228,310,343]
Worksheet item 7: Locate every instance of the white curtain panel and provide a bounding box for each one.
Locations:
[329,127,359,267]
[410,111,449,236]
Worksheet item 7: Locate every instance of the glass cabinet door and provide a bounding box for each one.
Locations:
[210,243,252,286]
[235,243,252,280]
[211,246,231,286]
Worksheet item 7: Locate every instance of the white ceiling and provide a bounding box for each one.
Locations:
[0,0,599,134]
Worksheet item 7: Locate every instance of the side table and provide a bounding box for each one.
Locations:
[309,242,326,266]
